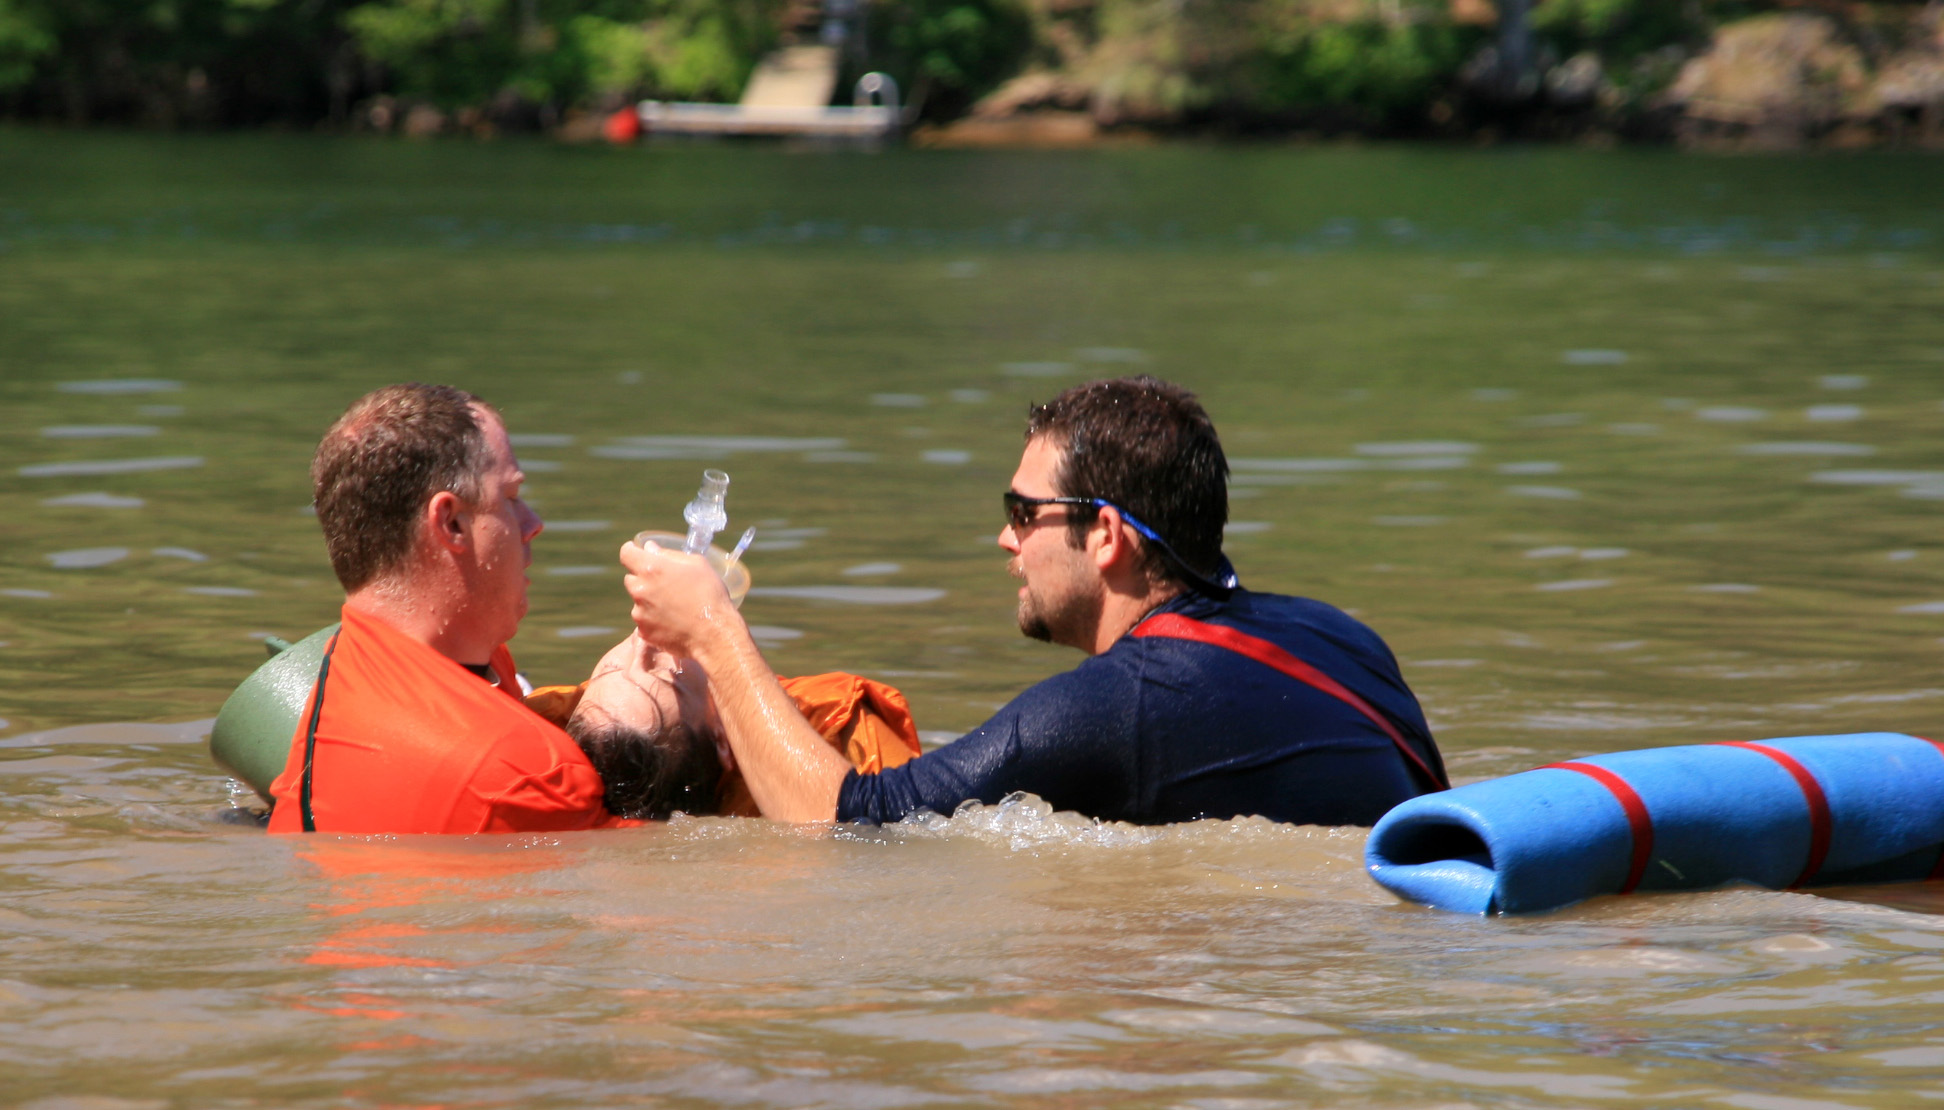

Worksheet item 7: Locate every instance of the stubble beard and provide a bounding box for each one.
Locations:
[1012,557,1099,650]
[1017,593,1055,643]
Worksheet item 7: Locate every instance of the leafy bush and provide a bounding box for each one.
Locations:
[990,0,1479,130]
[0,0,55,92]
[346,0,525,107]
[1243,5,1479,128]
[345,0,778,108]
[638,0,777,101]
[1531,0,1710,64]
[870,0,1034,119]
[0,0,363,123]
[0,0,1923,133]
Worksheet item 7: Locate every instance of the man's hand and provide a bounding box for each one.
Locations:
[615,539,851,822]
[618,540,737,659]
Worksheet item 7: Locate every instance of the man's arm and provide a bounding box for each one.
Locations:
[835,718,1016,822]
[618,541,851,822]
[837,663,1137,823]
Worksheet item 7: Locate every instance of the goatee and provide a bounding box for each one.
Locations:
[1014,578,1101,650]
[1017,601,1054,643]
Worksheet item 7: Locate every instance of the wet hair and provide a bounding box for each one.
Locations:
[311,383,495,591]
[566,716,722,820]
[1024,375,1228,588]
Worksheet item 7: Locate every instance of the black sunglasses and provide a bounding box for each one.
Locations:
[1001,491,1240,595]
[1002,491,1099,532]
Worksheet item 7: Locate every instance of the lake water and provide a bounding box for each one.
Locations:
[4,133,1944,1106]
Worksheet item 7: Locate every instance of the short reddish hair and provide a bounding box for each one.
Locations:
[311,383,494,591]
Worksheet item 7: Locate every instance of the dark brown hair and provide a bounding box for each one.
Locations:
[566,718,722,820]
[311,383,493,591]
[1025,376,1228,587]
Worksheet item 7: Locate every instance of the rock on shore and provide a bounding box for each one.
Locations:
[1664,9,1944,148]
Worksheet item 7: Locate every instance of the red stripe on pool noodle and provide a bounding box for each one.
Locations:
[1716,741,1831,888]
[1921,738,1944,881]
[1540,761,1654,895]
[1132,613,1447,789]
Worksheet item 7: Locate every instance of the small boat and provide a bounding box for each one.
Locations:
[632,44,902,142]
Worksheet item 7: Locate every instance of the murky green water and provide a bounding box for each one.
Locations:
[5,133,1944,1107]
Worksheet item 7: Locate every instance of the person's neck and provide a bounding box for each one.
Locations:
[1083,581,1185,655]
[344,573,497,666]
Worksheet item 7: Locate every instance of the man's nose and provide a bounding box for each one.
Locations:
[520,500,544,542]
[997,523,1022,554]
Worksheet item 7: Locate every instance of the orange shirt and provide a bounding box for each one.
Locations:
[267,606,632,835]
[777,672,922,774]
[728,672,921,816]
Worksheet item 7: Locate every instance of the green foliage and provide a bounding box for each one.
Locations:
[872,0,1034,117]
[0,0,361,122]
[1283,20,1470,117]
[1531,0,1708,62]
[0,1,55,91]
[639,0,776,100]
[0,0,776,122]
[1243,6,1478,126]
[572,13,655,94]
[0,0,1923,132]
[1000,0,1479,129]
[345,0,521,107]
[343,0,775,107]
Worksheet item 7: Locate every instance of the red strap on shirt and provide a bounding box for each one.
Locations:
[1132,612,1447,790]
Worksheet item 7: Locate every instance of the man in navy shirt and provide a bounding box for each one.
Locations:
[620,376,1447,825]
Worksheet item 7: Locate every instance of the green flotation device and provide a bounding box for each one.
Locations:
[209,625,336,803]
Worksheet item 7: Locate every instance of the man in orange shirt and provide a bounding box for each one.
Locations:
[267,383,629,834]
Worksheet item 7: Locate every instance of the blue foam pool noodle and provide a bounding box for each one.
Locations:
[1366,733,1944,914]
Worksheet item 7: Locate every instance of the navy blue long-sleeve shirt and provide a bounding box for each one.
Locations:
[836,589,1444,827]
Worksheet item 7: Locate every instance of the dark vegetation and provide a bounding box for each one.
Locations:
[0,0,1938,143]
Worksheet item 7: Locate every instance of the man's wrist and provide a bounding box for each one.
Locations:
[687,607,760,678]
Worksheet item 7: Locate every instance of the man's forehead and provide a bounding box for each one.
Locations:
[1014,436,1065,489]
[471,403,506,440]
[472,406,520,469]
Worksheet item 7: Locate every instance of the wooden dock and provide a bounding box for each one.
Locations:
[637,43,900,141]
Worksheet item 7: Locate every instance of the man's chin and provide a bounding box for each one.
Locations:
[499,601,528,648]
[1016,603,1054,644]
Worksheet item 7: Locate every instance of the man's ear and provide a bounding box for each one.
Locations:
[1089,504,1133,572]
[426,490,470,554]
